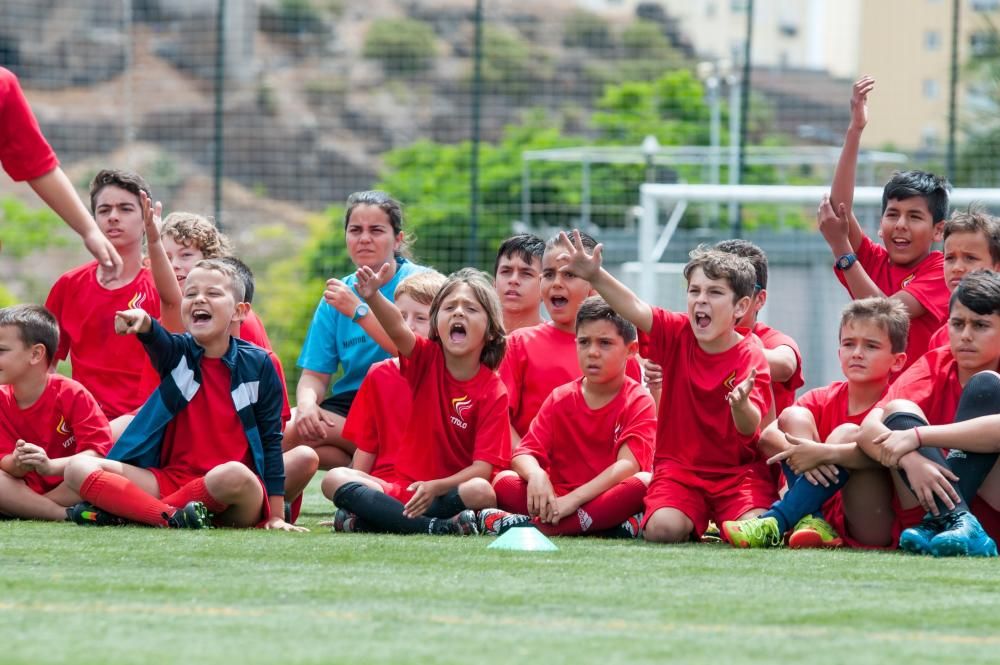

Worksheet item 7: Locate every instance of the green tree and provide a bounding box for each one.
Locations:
[0,197,68,257]
[363,18,437,76]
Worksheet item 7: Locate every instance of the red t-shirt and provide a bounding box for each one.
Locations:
[753,321,804,417]
[0,374,112,494]
[392,336,510,484]
[499,322,643,437]
[878,346,963,425]
[796,380,886,441]
[342,359,406,484]
[927,322,949,352]
[640,308,772,477]
[155,357,252,491]
[46,261,161,419]
[514,377,656,496]
[0,67,58,182]
[834,234,949,370]
[267,350,292,428]
[241,310,273,351]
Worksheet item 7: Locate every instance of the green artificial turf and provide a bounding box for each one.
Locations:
[2,484,998,665]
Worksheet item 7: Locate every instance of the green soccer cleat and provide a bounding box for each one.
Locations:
[66,502,128,527]
[898,515,948,555]
[788,515,843,549]
[929,511,999,558]
[164,501,210,529]
[477,508,530,536]
[722,516,782,548]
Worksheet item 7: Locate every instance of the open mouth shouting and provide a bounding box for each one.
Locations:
[449,322,467,343]
[190,309,213,325]
[693,311,712,330]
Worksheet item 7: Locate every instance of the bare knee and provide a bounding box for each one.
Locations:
[320,467,359,501]
[285,446,320,480]
[881,399,924,420]
[643,509,693,544]
[635,471,652,487]
[205,462,258,500]
[777,406,815,434]
[827,423,861,445]
[64,455,104,490]
[459,477,496,510]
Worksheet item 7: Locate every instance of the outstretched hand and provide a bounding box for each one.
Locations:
[140,191,163,244]
[87,231,124,286]
[354,264,393,300]
[726,368,757,408]
[556,229,603,281]
[850,76,875,131]
[114,309,151,335]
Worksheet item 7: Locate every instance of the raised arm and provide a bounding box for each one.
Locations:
[558,230,654,333]
[818,195,886,299]
[323,278,397,355]
[829,76,875,253]
[139,192,183,331]
[355,264,415,357]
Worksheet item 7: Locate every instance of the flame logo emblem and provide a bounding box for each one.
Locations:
[55,416,71,436]
[451,395,473,422]
[723,370,738,392]
[127,292,147,309]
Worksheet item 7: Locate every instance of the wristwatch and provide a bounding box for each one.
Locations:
[351,303,370,322]
[835,253,857,271]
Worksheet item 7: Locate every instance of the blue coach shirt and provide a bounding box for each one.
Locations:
[297,257,428,397]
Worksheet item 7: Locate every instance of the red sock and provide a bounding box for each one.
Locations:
[161,476,229,514]
[493,474,529,514]
[537,476,647,536]
[80,470,174,527]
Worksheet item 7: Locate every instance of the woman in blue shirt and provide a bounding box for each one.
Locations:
[284,191,427,469]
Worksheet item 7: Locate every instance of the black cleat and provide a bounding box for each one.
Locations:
[163,501,210,529]
[66,502,128,526]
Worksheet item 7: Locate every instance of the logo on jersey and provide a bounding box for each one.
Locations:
[56,417,75,448]
[450,395,472,430]
[901,273,916,288]
[127,292,147,310]
[723,370,738,392]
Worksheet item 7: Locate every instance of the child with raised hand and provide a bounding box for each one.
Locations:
[45,169,161,420]
[328,267,510,536]
[558,230,774,544]
[63,259,305,532]
[723,297,909,549]
[479,296,656,538]
[494,233,545,332]
[821,76,950,369]
[320,271,446,532]
[855,270,1000,557]
[499,232,643,447]
[0,305,112,521]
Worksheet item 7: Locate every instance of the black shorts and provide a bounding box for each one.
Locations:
[319,390,358,418]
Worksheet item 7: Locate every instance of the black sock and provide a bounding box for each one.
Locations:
[885,411,968,515]
[333,482,452,535]
[947,371,1000,503]
[425,487,467,518]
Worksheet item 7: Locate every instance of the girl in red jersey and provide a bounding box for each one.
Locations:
[328,267,510,535]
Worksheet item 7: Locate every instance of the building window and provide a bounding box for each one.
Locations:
[925,30,941,50]
[706,2,716,18]
[970,30,999,56]
[922,125,939,150]
[972,0,1000,12]
[731,0,748,12]
[923,78,940,99]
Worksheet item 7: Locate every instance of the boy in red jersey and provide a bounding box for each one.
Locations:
[0,305,112,520]
[479,296,656,537]
[45,169,161,420]
[320,271,446,531]
[561,232,774,543]
[0,66,121,278]
[723,298,909,548]
[924,208,1000,351]
[821,77,950,370]
[63,259,305,531]
[500,232,642,446]
[856,271,1000,557]
[494,233,545,333]
[329,268,510,536]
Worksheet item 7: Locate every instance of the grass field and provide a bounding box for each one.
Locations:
[3,482,999,665]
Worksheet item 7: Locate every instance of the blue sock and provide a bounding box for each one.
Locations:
[779,461,826,522]
[764,467,850,533]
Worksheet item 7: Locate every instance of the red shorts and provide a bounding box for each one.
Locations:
[643,464,778,537]
[384,481,414,504]
[152,467,270,528]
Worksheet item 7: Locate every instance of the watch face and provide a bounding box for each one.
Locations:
[837,255,854,270]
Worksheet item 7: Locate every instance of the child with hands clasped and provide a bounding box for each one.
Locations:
[327,266,510,536]
[0,305,113,521]
[559,231,775,544]
[479,296,656,538]
[63,259,305,531]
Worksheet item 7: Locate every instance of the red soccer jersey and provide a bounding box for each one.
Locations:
[392,336,510,484]
[342,359,407,484]
[514,377,656,496]
[499,322,643,437]
[640,308,772,476]
[753,321,804,417]
[0,374,112,494]
[46,261,161,419]
[266,350,292,428]
[878,346,963,425]
[834,234,949,370]
[0,67,58,182]
[796,380,886,441]
[927,322,949,352]
[156,358,253,489]
[241,309,273,351]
